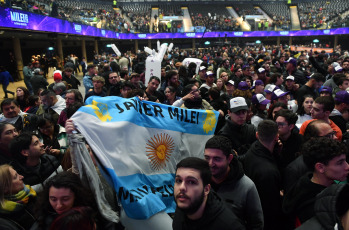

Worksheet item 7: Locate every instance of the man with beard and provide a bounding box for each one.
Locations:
[39,90,66,124]
[173,84,213,110]
[145,76,165,103]
[161,70,183,96]
[342,59,349,74]
[57,89,83,127]
[204,135,264,230]
[218,59,232,78]
[173,157,244,230]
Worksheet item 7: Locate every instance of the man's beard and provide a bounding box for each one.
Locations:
[175,190,205,215]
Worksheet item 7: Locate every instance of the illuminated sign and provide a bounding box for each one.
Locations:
[10,11,28,26]
[74,24,82,33]
[185,33,195,37]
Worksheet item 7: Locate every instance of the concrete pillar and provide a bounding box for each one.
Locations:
[277,36,281,46]
[13,37,24,80]
[192,38,195,49]
[94,39,99,54]
[289,37,292,46]
[81,39,87,59]
[56,38,63,68]
[334,35,338,49]
[135,40,139,53]
[148,39,151,49]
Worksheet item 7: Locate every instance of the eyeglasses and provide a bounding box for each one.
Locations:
[277,122,288,127]
[322,131,336,138]
[109,76,118,79]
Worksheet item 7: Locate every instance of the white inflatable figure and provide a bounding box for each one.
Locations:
[144,47,154,56]
[120,208,173,230]
[156,44,168,62]
[182,58,203,74]
[145,43,170,86]
[157,40,161,51]
[111,44,122,57]
[168,43,174,53]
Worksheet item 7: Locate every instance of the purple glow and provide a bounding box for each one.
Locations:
[0,7,348,40]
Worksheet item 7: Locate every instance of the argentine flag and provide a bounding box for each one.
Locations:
[71,96,218,219]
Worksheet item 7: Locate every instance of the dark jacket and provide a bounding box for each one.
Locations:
[283,173,327,225]
[211,158,264,230]
[283,155,310,193]
[243,140,283,230]
[15,154,61,188]
[296,184,349,230]
[62,74,80,89]
[330,110,347,134]
[278,131,303,173]
[0,194,37,230]
[283,69,307,86]
[218,119,256,156]
[172,191,245,230]
[30,75,48,95]
[295,84,318,107]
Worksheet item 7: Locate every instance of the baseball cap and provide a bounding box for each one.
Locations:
[257,68,265,74]
[206,71,214,76]
[320,86,332,94]
[199,66,207,71]
[252,94,271,105]
[229,97,248,113]
[272,89,289,101]
[226,80,235,86]
[286,76,295,81]
[335,66,343,72]
[238,81,250,91]
[251,80,264,89]
[285,58,297,67]
[331,62,340,68]
[264,85,279,94]
[335,90,349,104]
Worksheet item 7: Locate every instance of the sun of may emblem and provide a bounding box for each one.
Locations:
[202,110,216,133]
[146,133,175,171]
[85,100,112,122]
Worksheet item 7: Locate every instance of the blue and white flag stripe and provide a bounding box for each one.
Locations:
[72,96,218,219]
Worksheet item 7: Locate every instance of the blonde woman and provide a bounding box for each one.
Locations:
[0,164,37,229]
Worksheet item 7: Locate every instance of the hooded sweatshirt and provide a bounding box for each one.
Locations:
[211,158,264,230]
[172,191,245,230]
[296,184,349,230]
[283,172,327,224]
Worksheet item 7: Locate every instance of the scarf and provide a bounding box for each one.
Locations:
[0,185,36,214]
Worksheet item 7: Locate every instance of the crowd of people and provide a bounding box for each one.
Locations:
[2,0,349,33]
[191,13,240,32]
[1,42,349,229]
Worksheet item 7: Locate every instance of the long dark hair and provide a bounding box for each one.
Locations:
[35,172,96,227]
[16,86,30,110]
[297,94,314,116]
